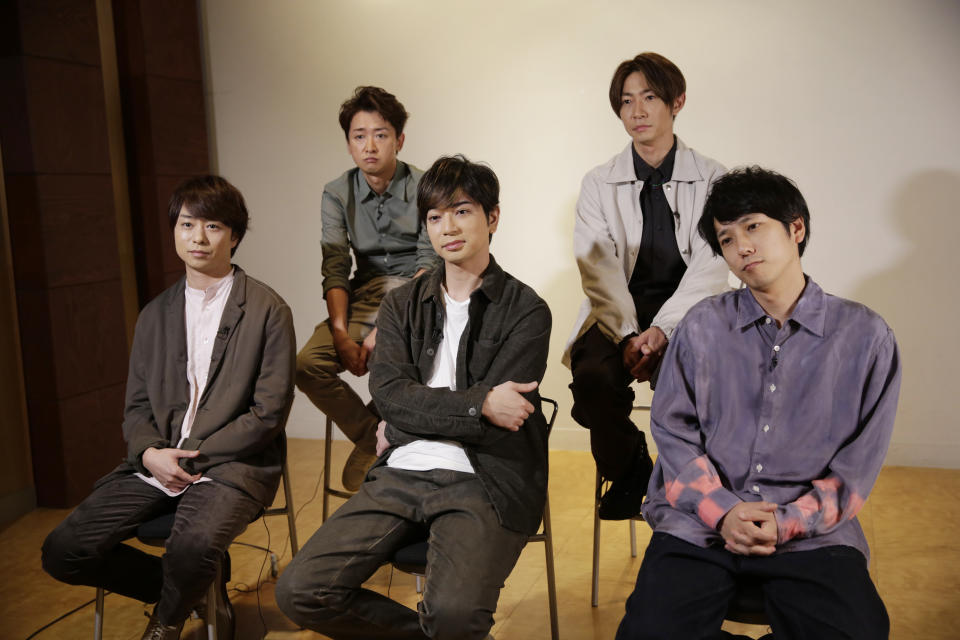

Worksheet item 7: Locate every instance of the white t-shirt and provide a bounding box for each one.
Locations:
[387,288,476,473]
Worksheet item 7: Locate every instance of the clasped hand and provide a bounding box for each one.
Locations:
[622,327,668,382]
[142,447,202,493]
[719,501,779,556]
[333,328,375,376]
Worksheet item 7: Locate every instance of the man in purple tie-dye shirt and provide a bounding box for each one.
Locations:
[617,167,901,640]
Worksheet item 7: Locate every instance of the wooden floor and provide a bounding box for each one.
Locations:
[5,439,959,639]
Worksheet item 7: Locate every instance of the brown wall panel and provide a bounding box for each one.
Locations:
[17,0,100,65]
[46,279,128,399]
[7,174,119,289]
[139,0,202,81]
[58,382,126,504]
[146,76,208,176]
[0,58,36,173]
[19,57,111,174]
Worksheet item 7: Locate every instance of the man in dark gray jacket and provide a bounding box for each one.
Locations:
[277,156,551,640]
[42,176,296,640]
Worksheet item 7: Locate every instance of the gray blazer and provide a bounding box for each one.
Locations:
[99,266,296,507]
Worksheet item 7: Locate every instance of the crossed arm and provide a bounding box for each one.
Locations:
[370,290,551,450]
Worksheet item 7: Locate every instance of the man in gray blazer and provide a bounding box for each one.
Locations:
[42,176,296,640]
[564,52,730,520]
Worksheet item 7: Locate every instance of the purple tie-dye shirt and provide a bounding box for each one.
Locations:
[642,278,901,560]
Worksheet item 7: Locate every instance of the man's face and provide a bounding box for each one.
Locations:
[425,192,499,272]
[619,71,683,149]
[346,110,404,182]
[174,206,237,280]
[714,213,805,293]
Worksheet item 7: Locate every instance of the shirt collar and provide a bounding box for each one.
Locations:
[356,160,409,202]
[735,276,826,337]
[419,254,506,306]
[185,267,235,301]
[632,136,677,183]
[607,136,699,184]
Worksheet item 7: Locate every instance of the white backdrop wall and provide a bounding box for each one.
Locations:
[200,0,960,467]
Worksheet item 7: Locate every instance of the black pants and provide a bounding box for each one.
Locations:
[41,474,262,625]
[617,532,889,640]
[570,323,643,481]
[276,466,528,640]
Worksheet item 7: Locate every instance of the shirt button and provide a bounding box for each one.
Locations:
[773,345,780,352]
[769,384,776,392]
[756,463,763,472]
[468,407,477,417]
[765,317,772,324]
[664,184,672,191]
[426,348,435,356]
[752,485,760,493]
[763,424,770,433]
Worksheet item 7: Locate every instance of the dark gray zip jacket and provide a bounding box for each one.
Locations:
[370,256,551,534]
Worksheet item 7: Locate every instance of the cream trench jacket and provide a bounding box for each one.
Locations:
[563,138,729,366]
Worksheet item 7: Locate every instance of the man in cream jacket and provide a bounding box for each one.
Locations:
[565,52,729,520]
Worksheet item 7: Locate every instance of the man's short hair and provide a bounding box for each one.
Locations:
[698,166,812,257]
[609,52,686,116]
[417,155,500,223]
[168,175,249,255]
[338,86,409,138]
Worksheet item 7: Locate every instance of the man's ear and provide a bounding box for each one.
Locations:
[486,206,500,235]
[790,218,806,245]
[672,93,686,118]
[396,132,405,153]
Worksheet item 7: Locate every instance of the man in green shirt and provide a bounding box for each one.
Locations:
[297,86,438,491]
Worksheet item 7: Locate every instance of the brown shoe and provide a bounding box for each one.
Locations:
[141,607,185,640]
[341,445,377,491]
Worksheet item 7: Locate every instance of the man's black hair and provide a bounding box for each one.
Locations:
[417,155,500,223]
[698,166,811,257]
[168,175,249,256]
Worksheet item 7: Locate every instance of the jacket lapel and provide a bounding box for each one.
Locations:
[199,267,246,407]
[167,278,189,444]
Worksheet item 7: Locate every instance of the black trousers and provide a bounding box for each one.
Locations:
[570,323,644,481]
[617,532,889,640]
[276,466,528,640]
[41,474,262,625]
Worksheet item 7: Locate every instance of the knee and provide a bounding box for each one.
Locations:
[420,597,493,640]
[275,563,345,629]
[41,524,88,583]
[571,358,625,399]
[163,535,218,578]
[295,348,336,389]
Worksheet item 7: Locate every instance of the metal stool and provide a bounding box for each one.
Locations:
[390,398,560,640]
[591,470,645,607]
[322,416,357,520]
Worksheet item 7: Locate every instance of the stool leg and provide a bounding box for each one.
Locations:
[542,498,560,640]
[94,587,104,640]
[281,461,299,555]
[205,560,220,640]
[592,471,602,607]
[323,417,333,521]
[629,519,637,558]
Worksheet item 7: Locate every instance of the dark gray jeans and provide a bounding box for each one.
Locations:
[41,474,262,625]
[276,466,528,640]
